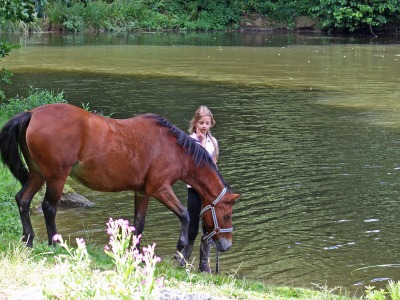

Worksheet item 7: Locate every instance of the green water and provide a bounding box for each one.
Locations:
[2,32,400,293]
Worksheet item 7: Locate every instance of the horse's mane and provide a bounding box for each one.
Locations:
[141,114,215,168]
[140,114,231,190]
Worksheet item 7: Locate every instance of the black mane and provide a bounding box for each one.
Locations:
[142,114,215,168]
[141,114,231,190]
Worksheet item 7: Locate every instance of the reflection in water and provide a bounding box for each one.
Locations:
[2,32,400,294]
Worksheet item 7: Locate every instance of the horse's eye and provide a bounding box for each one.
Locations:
[224,214,231,221]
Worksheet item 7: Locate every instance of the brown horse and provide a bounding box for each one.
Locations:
[0,103,240,251]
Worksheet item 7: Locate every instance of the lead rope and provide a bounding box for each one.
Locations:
[216,250,220,274]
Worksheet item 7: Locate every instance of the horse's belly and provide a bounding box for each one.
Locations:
[70,161,144,192]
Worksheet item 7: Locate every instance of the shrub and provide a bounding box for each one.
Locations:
[0,87,67,123]
[313,0,400,32]
[43,218,163,299]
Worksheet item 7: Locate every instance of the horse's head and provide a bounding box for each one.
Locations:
[200,187,242,252]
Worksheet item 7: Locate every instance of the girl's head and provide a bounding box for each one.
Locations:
[189,105,216,135]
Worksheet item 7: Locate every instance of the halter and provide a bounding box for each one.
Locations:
[199,187,233,243]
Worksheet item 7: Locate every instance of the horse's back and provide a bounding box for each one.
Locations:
[27,104,90,167]
[25,104,181,192]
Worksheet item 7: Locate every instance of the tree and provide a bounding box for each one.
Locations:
[0,0,47,100]
[313,0,400,33]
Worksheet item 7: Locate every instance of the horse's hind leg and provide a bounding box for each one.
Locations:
[42,178,66,245]
[15,172,45,247]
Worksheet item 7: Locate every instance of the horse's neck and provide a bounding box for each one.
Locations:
[184,169,224,204]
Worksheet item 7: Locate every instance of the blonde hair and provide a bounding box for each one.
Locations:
[189,106,219,162]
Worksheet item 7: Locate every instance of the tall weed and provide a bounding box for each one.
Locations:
[387,280,400,299]
[44,0,71,31]
[43,218,163,299]
[44,0,147,32]
[0,87,67,123]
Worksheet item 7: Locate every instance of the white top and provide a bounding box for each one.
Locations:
[187,133,216,189]
[189,132,216,158]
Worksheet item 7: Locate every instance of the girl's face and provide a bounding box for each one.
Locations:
[195,115,212,135]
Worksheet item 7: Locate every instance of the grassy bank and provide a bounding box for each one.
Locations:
[0,89,399,299]
[0,236,359,300]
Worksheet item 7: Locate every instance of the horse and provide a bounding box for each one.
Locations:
[0,103,241,252]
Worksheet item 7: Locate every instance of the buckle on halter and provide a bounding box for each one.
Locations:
[214,227,220,234]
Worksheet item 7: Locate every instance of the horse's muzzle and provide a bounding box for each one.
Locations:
[214,237,232,252]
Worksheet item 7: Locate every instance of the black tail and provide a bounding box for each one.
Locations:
[0,111,32,185]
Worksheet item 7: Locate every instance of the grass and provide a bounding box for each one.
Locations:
[0,237,348,300]
[0,236,399,299]
[0,87,67,123]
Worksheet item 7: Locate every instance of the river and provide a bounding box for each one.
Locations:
[2,31,400,293]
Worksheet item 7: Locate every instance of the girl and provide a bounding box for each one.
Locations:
[176,105,219,273]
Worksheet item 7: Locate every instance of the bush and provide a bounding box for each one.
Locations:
[144,0,243,30]
[313,0,400,32]
[45,0,147,32]
[0,87,67,123]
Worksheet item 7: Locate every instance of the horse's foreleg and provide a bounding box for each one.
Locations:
[42,179,65,245]
[133,192,150,249]
[150,185,189,252]
[15,173,45,247]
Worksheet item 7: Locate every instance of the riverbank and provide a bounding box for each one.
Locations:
[239,14,319,32]
[2,0,399,36]
[0,235,356,300]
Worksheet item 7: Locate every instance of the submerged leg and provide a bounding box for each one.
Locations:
[15,173,45,247]
[150,185,189,252]
[42,179,65,245]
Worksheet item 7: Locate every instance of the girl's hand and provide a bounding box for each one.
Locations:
[196,129,206,146]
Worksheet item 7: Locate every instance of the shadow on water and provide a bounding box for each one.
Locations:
[2,32,400,295]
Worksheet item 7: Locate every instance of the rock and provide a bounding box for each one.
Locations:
[59,192,94,207]
[294,16,319,29]
[157,288,230,300]
[240,13,273,31]
[32,187,93,213]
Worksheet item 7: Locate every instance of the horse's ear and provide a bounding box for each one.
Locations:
[227,193,242,205]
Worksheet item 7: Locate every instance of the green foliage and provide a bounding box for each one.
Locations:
[45,0,147,32]
[0,163,21,236]
[145,0,244,30]
[42,219,163,299]
[0,88,67,238]
[0,0,47,30]
[0,0,36,23]
[365,285,387,300]
[0,42,19,100]
[387,280,400,299]
[0,87,67,122]
[0,41,18,60]
[0,191,21,235]
[243,0,315,27]
[0,0,46,100]
[3,0,400,32]
[313,0,400,32]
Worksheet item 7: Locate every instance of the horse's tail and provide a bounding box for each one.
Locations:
[0,111,32,185]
